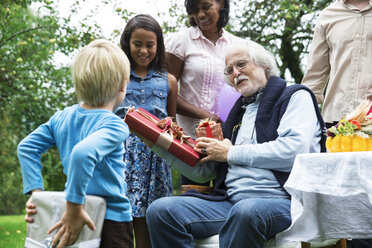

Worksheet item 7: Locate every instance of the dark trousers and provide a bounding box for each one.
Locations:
[100,220,133,248]
[347,239,372,248]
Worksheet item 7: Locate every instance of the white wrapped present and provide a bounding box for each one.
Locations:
[25,191,106,248]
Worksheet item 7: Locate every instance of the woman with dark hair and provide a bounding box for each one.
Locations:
[185,0,230,31]
[165,0,243,187]
[115,14,177,248]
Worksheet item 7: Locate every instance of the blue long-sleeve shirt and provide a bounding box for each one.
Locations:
[17,104,132,222]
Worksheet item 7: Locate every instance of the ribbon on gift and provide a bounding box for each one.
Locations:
[155,130,173,150]
[198,121,214,138]
[136,109,195,149]
[195,119,224,141]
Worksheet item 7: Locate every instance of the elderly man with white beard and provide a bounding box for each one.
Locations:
[145,40,326,248]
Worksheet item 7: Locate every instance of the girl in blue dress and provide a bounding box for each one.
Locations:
[115,14,177,248]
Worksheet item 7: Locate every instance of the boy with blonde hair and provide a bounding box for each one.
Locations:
[18,39,133,248]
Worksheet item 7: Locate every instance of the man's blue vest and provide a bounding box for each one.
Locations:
[184,76,326,201]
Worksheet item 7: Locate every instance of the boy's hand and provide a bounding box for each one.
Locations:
[25,196,37,223]
[25,189,42,223]
[48,201,96,248]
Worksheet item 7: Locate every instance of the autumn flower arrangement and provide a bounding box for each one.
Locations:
[325,99,372,152]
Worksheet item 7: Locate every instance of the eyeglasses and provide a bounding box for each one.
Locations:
[224,59,251,75]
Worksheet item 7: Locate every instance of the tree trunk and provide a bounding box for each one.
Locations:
[279,19,304,84]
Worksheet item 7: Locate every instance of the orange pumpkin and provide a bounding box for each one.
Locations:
[339,135,352,152]
[326,135,372,152]
[368,137,372,151]
[325,137,334,152]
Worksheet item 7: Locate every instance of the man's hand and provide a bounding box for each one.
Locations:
[48,201,96,248]
[25,189,42,223]
[195,137,232,163]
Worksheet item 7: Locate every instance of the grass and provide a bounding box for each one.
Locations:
[0,215,27,248]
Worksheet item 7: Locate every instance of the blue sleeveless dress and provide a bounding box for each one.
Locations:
[115,68,172,217]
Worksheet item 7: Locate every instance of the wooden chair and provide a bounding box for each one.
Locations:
[181,185,213,194]
[301,239,347,248]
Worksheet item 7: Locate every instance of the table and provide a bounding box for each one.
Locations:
[276,152,372,245]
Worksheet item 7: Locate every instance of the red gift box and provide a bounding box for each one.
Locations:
[125,108,200,167]
[195,119,224,141]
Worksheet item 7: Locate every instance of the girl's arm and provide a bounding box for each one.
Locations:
[165,52,221,122]
[167,73,178,119]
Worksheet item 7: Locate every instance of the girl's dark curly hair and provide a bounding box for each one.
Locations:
[120,14,166,72]
[184,0,230,31]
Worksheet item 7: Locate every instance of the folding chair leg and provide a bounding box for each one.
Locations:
[301,242,311,248]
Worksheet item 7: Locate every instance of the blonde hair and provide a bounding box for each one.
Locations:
[72,39,130,107]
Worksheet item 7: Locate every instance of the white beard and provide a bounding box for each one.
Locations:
[234,76,264,97]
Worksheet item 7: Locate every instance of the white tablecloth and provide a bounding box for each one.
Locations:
[276,152,372,245]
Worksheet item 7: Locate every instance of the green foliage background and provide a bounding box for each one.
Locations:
[229,0,332,83]
[0,0,331,215]
[0,0,105,214]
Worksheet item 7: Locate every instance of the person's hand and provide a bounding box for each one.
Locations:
[48,201,96,248]
[207,113,222,124]
[124,106,135,121]
[25,196,37,223]
[195,137,232,163]
[25,189,42,223]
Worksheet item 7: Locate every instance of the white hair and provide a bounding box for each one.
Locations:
[224,40,280,86]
